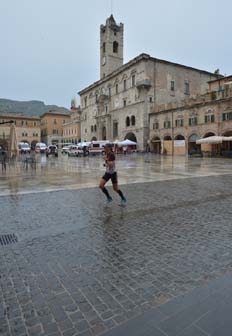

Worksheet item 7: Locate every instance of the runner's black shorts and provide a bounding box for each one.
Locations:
[102,172,118,184]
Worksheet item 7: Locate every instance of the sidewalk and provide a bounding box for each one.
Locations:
[103,271,232,336]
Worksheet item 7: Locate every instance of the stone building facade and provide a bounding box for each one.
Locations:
[149,76,232,155]
[62,107,81,144]
[40,110,70,146]
[0,113,40,148]
[78,15,221,150]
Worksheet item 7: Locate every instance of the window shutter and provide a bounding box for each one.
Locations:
[205,115,208,123]
[211,115,215,122]
[195,117,198,125]
[222,113,226,121]
[229,112,232,120]
[189,118,191,126]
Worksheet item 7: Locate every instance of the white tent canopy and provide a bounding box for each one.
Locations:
[117,139,137,146]
[196,136,232,144]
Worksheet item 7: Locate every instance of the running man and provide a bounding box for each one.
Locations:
[99,143,126,204]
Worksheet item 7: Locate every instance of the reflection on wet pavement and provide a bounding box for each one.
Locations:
[1,153,232,196]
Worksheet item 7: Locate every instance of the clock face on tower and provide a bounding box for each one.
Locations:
[102,56,106,65]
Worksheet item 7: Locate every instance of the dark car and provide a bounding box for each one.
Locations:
[46,145,58,157]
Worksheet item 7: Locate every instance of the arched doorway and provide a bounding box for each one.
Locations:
[175,135,185,140]
[163,135,172,155]
[102,127,106,140]
[203,132,215,138]
[124,133,137,142]
[188,133,200,154]
[151,136,161,154]
[174,135,186,155]
[163,135,172,140]
[221,131,232,155]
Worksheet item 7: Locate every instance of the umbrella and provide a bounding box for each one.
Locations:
[196,136,223,144]
[196,136,232,145]
[119,139,137,146]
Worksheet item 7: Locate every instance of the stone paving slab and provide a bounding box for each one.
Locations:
[102,272,232,336]
[1,175,232,335]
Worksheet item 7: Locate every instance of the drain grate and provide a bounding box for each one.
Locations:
[0,234,18,246]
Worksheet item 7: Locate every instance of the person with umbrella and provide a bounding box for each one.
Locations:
[99,143,126,204]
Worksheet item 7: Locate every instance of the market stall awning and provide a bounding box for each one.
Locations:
[196,136,232,144]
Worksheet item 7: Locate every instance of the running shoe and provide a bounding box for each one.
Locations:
[121,197,127,205]
[107,196,113,204]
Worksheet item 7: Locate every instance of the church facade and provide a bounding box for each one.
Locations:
[78,15,220,150]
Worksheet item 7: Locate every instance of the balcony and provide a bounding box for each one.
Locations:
[136,79,152,90]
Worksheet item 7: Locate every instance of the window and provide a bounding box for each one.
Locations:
[123,99,127,107]
[91,125,94,132]
[153,122,159,130]
[54,119,57,124]
[113,41,118,53]
[116,83,119,94]
[84,96,87,108]
[132,75,135,87]
[34,122,37,126]
[113,122,118,138]
[103,42,106,53]
[205,115,215,123]
[123,79,127,91]
[171,81,175,91]
[164,121,171,129]
[222,112,232,121]
[131,116,136,126]
[175,119,184,127]
[149,97,153,103]
[126,116,130,127]
[105,105,108,113]
[189,117,198,126]
[184,81,190,95]
[53,129,58,135]
[108,86,111,96]
[94,125,97,132]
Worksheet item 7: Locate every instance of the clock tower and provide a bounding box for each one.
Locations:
[100,15,124,79]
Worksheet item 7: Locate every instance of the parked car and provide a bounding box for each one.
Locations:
[18,142,31,154]
[67,145,88,157]
[35,142,47,153]
[46,145,58,157]
[61,145,73,154]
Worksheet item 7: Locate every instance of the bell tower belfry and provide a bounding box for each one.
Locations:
[100,15,124,79]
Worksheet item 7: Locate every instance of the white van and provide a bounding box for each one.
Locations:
[35,142,47,153]
[18,142,31,154]
[88,141,111,155]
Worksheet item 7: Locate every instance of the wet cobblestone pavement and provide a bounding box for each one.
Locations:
[1,156,232,335]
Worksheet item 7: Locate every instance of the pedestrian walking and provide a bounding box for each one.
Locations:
[99,143,126,204]
[0,147,7,171]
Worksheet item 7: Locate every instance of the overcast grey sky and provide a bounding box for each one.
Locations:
[0,0,231,108]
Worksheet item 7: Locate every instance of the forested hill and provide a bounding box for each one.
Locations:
[0,99,70,116]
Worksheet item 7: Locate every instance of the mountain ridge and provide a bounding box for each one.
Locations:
[0,98,71,117]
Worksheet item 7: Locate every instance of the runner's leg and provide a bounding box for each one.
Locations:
[99,177,112,200]
[112,173,126,201]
